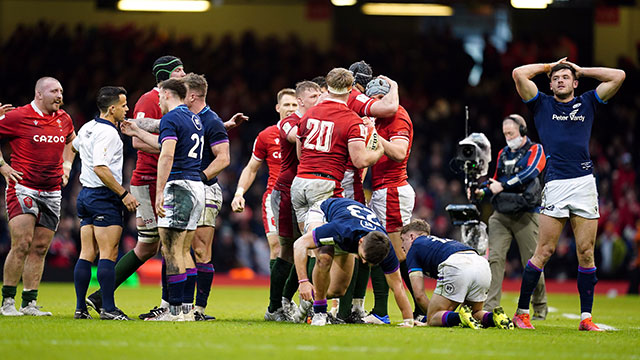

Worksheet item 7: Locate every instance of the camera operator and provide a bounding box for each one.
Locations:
[474,114,548,320]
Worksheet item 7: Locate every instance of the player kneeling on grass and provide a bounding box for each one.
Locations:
[400,219,513,329]
[293,197,414,327]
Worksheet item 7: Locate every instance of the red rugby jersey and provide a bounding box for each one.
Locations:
[131,88,161,185]
[371,105,413,189]
[252,124,281,192]
[274,111,302,191]
[296,99,364,182]
[0,102,74,191]
[347,87,377,117]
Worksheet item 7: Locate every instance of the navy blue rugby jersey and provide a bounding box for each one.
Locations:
[159,104,204,181]
[312,198,400,274]
[525,90,605,182]
[406,235,475,279]
[198,106,229,186]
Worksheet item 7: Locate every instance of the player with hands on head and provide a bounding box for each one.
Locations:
[511,57,625,330]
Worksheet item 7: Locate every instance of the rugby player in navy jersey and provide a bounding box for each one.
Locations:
[293,197,414,327]
[153,78,205,321]
[512,58,625,330]
[181,73,231,321]
[401,219,513,330]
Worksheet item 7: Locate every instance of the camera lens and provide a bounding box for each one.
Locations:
[462,146,474,158]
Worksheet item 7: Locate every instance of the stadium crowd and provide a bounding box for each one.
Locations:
[0,21,638,288]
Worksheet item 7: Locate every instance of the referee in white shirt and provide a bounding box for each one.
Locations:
[72,86,139,320]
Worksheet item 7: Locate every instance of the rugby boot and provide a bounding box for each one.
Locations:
[492,306,514,330]
[74,309,92,319]
[86,292,103,313]
[457,305,481,329]
[100,308,130,320]
[579,317,604,332]
[194,311,216,321]
[20,300,52,316]
[513,312,535,329]
[139,306,167,320]
[1,298,23,316]
[310,312,328,326]
[362,312,390,325]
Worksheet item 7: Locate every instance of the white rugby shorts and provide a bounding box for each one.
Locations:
[541,174,599,219]
[157,179,205,231]
[197,183,223,227]
[291,176,338,225]
[434,251,491,303]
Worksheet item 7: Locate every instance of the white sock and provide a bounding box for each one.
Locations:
[195,305,206,314]
[352,298,365,312]
[581,312,591,321]
[160,299,170,309]
[182,303,193,313]
[516,308,529,315]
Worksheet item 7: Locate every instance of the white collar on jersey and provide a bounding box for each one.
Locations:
[30,101,44,117]
[324,98,347,105]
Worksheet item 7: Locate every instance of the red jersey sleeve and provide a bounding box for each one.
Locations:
[386,111,411,143]
[133,90,162,120]
[62,112,75,143]
[0,110,20,138]
[252,131,267,162]
[348,89,378,117]
[347,116,366,144]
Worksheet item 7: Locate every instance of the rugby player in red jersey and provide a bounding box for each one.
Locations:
[231,89,297,270]
[290,68,384,323]
[266,81,321,321]
[336,61,402,323]
[366,78,423,323]
[0,77,76,316]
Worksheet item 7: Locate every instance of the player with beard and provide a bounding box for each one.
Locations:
[0,77,76,316]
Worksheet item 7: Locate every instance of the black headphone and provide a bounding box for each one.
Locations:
[504,115,527,137]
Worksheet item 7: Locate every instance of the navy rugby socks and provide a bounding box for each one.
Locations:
[167,273,186,315]
[517,260,543,311]
[442,311,461,327]
[97,259,116,312]
[183,267,197,312]
[73,259,92,311]
[577,266,597,315]
[195,262,214,308]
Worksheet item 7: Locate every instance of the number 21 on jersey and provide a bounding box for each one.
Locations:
[188,133,204,159]
[303,118,334,152]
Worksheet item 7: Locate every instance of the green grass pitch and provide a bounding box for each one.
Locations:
[0,283,639,360]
